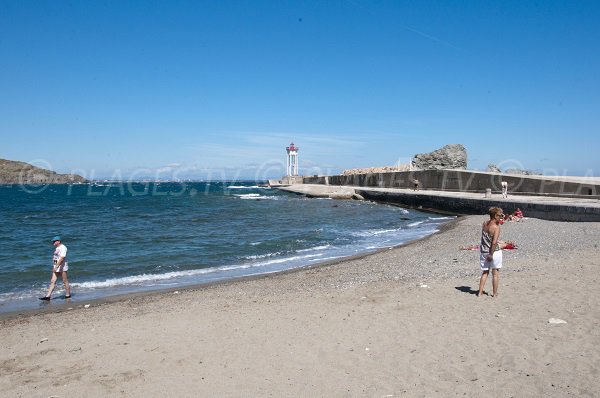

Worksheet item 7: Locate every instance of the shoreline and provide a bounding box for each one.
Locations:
[2,216,599,396]
[0,216,461,321]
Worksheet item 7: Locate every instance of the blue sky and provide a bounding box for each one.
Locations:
[1,0,599,179]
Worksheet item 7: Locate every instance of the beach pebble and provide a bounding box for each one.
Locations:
[548,318,567,324]
[84,304,91,308]
[174,291,180,294]
[419,284,429,288]
[39,338,48,344]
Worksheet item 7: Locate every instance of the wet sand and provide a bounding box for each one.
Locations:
[1,215,599,397]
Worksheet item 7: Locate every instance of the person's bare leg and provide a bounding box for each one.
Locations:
[45,272,58,298]
[62,272,70,297]
[491,269,500,297]
[478,270,489,296]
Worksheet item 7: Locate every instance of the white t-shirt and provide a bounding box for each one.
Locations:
[53,244,68,271]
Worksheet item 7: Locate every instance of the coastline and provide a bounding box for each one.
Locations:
[0,217,460,321]
[1,216,599,396]
[1,181,453,313]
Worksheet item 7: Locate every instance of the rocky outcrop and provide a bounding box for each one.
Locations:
[486,163,541,176]
[0,159,87,184]
[412,144,467,170]
[487,164,502,173]
[505,168,542,176]
[342,164,411,176]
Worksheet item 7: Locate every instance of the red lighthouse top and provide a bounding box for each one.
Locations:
[286,142,299,152]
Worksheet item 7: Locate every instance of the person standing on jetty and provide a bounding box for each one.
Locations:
[478,207,507,297]
[39,236,71,300]
[413,179,420,191]
[501,181,508,198]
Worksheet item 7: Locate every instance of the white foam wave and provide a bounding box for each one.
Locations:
[234,193,278,200]
[71,253,324,290]
[227,185,262,189]
[72,270,210,289]
[245,195,278,200]
[297,244,331,253]
[254,253,322,266]
[244,252,281,260]
[407,221,426,227]
[217,264,251,272]
[352,228,398,237]
[308,255,343,262]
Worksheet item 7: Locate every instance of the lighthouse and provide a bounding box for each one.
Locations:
[286,142,299,176]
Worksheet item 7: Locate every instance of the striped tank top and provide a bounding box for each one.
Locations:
[480,224,499,253]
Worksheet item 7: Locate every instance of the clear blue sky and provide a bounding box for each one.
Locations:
[1,0,599,179]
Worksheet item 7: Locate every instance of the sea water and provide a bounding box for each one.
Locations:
[0,182,453,313]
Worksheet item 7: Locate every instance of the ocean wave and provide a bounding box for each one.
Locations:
[351,228,399,237]
[227,185,262,189]
[72,265,252,289]
[308,255,343,262]
[71,270,209,289]
[296,244,331,253]
[71,253,324,290]
[244,252,281,260]
[407,221,426,227]
[0,292,31,302]
[234,193,278,200]
[255,253,322,266]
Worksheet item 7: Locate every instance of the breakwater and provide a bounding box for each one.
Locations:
[303,169,600,198]
[276,169,600,222]
[354,188,600,222]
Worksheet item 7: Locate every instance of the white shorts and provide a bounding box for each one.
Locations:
[480,251,502,271]
[54,263,69,272]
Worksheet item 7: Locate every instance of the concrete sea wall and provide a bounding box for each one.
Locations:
[353,188,600,222]
[303,170,600,198]
[287,170,600,221]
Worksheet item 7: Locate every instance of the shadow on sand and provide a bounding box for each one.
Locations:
[455,286,479,295]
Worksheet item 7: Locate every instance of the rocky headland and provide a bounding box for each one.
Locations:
[0,159,87,184]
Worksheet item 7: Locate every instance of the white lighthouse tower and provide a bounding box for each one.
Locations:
[286,142,299,176]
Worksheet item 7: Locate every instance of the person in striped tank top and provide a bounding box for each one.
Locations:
[477,207,507,297]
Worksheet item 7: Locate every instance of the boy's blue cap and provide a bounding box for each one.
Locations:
[51,236,61,242]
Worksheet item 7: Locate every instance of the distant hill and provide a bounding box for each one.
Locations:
[0,159,87,184]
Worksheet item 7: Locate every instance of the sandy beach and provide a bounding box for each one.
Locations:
[1,215,599,397]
